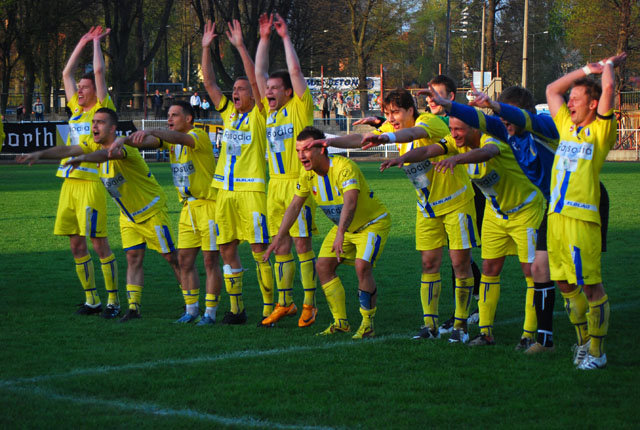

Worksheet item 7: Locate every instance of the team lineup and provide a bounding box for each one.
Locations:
[16,16,626,370]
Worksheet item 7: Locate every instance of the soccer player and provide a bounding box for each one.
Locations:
[317,88,480,343]
[441,84,559,352]
[18,109,181,322]
[379,106,546,346]
[201,19,274,325]
[55,27,120,318]
[265,127,391,338]
[255,13,318,327]
[545,52,626,369]
[122,100,223,325]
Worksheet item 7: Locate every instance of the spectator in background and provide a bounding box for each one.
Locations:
[335,93,346,131]
[32,97,45,121]
[162,88,174,117]
[16,103,25,122]
[321,93,330,125]
[152,89,163,119]
[201,97,210,119]
[190,91,201,119]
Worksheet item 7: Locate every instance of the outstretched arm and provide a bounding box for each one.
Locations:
[63,27,95,101]
[255,13,273,100]
[227,19,263,112]
[379,144,446,172]
[16,145,84,165]
[361,126,429,149]
[263,194,306,261]
[433,144,499,174]
[201,20,223,108]
[93,26,110,102]
[274,13,307,98]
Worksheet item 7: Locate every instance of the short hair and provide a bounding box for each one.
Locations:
[498,86,536,113]
[297,126,325,142]
[80,72,96,88]
[235,76,250,83]
[573,78,602,102]
[384,88,418,119]
[170,100,195,123]
[429,75,457,95]
[95,108,118,126]
[268,70,292,91]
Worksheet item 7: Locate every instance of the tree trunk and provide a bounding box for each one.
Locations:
[616,0,631,90]
[485,0,498,76]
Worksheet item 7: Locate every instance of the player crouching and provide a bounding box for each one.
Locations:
[264,127,391,338]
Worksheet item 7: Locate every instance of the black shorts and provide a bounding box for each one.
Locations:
[600,181,609,252]
[536,211,548,251]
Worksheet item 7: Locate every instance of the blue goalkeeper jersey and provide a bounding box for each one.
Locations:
[449,101,559,201]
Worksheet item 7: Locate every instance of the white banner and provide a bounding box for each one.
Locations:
[305,77,381,91]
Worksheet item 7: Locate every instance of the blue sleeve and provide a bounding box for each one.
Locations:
[498,102,559,142]
[449,101,509,143]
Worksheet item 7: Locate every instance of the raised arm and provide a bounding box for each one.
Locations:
[63,28,95,101]
[598,52,626,115]
[201,20,223,108]
[93,26,110,102]
[273,13,306,98]
[255,13,273,100]
[227,19,263,112]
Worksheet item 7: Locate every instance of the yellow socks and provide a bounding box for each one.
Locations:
[420,273,441,329]
[75,255,99,306]
[126,284,143,311]
[298,250,317,307]
[205,293,219,318]
[253,251,275,317]
[561,287,589,345]
[274,253,295,306]
[321,277,348,328]
[478,274,500,337]
[224,265,244,314]
[454,276,474,329]
[587,295,609,357]
[522,276,537,340]
[99,254,118,305]
[182,288,199,316]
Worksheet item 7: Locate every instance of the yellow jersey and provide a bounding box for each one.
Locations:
[162,127,216,201]
[265,88,314,178]
[389,113,475,217]
[294,155,387,233]
[455,134,544,219]
[81,140,167,224]
[213,95,267,192]
[549,104,616,224]
[58,94,115,181]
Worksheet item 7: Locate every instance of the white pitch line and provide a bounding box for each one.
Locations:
[3,384,338,430]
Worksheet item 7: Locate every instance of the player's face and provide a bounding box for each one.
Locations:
[427,83,452,116]
[449,117,472,147]
[500,117,523,137]
[266,77,293,111]
[167,105,191,132]
[77,78,97,108]
[386,103,415,130]
[296,138,324,171]
[568,86,597,126]
[92,112,115,145]
[232,79,254,113]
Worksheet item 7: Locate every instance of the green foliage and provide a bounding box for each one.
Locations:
[1,161,640,427]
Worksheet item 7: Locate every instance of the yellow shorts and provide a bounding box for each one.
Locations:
[54,178,107,238]
[547,213,601,285]
[318,215,391,266]
[481,205,543,262]
[267,177,318,238]
[416,199,480,251]
[178,199,218,251]
[120,209,176,254]
[215,189,269,245]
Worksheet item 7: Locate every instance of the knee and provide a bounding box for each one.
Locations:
[91,237,112,258]
[421,258,439,273]
[126,251,144,268]
[316,258,336,283]
[69,236,88,257]
[203,251,220,270]
[482,261,500,277]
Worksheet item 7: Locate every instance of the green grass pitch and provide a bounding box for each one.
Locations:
[1,161,639,428]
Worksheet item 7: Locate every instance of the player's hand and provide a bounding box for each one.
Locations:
[331,231,345,263]
[128,130,148,146]
[303,139,329,150]
[258,13,273,39]
[361,132,388,150]
[63,156,83,172]
[433,157,458,174]
[16,152,40,166]
[108,137,126,158]
[423,83,451,108]
[273,13,289,38]
[467,82,494,109]
[226,19,244,48]
[603,52,627,68]
[380,157,404,172]
[79,26,96,45]
[353,116,383,127]
[263,239,278,262]
[93,26,110,43]
[202,20,218,48]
